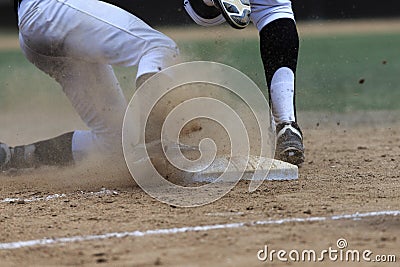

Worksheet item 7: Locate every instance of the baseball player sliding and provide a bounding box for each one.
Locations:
[0,0,304,172]
[184,0,305,165]
[1,0,178,171]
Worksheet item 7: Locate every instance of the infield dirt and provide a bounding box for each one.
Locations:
[1,115,400,266]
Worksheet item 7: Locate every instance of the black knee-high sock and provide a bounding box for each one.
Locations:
[33,132,74,166]
[259,18,299,120]
[260,18,299,88]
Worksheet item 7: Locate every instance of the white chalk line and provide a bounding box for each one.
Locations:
[1,193,67,204]
[0,188,119,204]
[0,210,399,250]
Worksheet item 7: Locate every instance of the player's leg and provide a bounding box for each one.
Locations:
[17,0,178,92]
[2,0,179,170]
[46,0,179,147]
[250,0,304,165]
[58,0,179,148]
[0,44,128,171]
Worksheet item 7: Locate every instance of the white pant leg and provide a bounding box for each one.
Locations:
[20,39,127,161]
[18,0,179,160]
[250,0,295,31]
[18,0,179,78]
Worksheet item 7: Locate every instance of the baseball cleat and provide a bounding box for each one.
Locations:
[275,121,305,166]
[0,143,38,172]
[212,0,251,29]
[0,143,12,171]
[184,0,226,27]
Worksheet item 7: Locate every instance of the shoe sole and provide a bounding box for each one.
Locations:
[213,0,251,29]
[277,147,305,166]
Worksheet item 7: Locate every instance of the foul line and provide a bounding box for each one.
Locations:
[0,188,119,204]
[1,210,399,250]
[1,193,67,204]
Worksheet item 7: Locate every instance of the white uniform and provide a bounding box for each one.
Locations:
[18,0,179,161]
[249,0,294,31]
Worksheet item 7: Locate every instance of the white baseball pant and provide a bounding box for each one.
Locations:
[250,0,295,31]
[18,0,179,161]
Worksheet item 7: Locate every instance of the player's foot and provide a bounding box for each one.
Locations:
[0,142,39,172]
[0,143,12,171]
[275,121,305,166]
[1,133,74,173]
[210,0,251,29]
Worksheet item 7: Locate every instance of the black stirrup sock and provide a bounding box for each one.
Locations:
[259,18,299,89]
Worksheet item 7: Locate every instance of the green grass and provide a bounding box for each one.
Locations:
[0,50,68,110]
[297,33,400,111]
[177,33,400,112]
[1,32,400,112]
